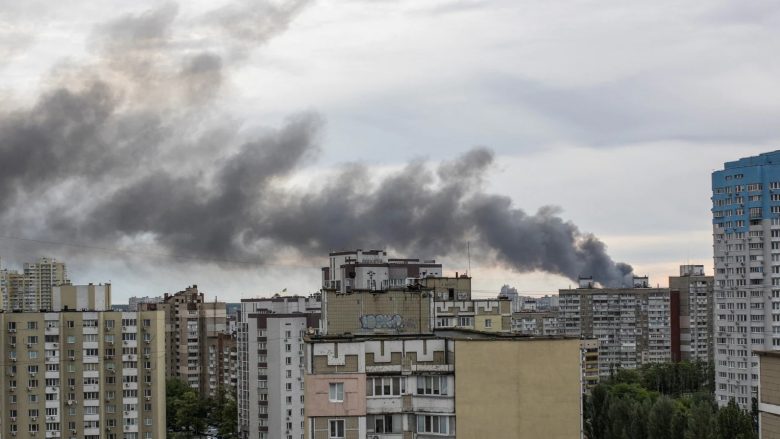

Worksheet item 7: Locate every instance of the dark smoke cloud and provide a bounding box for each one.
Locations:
[0,1,634,287]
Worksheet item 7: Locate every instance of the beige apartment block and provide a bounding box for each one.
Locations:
[0,309,166,439]
[455,338,582,439]
[304,331,582,439]
[758,351,780,438]
[1,257,69,312]
[434,298,512,332]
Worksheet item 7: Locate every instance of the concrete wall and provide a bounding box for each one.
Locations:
[325,290,432,335]
[454,338,582,439]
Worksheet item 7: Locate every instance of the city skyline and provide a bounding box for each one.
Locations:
[1,1,779,302]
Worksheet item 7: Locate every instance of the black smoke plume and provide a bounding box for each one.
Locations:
[0,2,633,287]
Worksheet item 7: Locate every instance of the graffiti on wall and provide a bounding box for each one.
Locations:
[359,314,405,330]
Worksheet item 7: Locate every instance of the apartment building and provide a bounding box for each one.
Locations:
[237,295,321,439]
[511,311,559,336]
[323,285,434,336]
[321,249,442,293]
[139,285,228,397]
[559,276,673,376]
[127,297,163,311]
[711,151,780,408]
[434,298,512,332]
[303,331,582,439]
[581,339,600,392]
[668,265,714,363]
[1,257,69,312]
[0,290,166,438]
[758,351,780,437]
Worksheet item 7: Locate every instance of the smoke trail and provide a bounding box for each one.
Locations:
[0,2,633,287]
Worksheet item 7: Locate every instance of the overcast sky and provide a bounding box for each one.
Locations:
[1,0,778,301]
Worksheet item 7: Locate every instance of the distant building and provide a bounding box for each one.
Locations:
[499,285,520,312]
[303,330,582,439]
[0,257,69,312]
[559,276,673,376]
[511,311,558,336]
[237,295,321,439]
[128,295,163,311]
[52,283,111,312]
[139,285,230,398]
[668,265,714,364]
[321,249,442,293]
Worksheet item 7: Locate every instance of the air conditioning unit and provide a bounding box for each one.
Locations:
[9,328,16,333]
[10,343,15,348]
[11,358,16,362]
[27,343,32,348]
[10,432,15,436]
[31,417,36,422]
[70,385,75,390]
[30,372,36,377]
[68,356,75,361]
[10,417,16,422]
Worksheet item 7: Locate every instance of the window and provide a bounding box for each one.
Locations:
[329,383,344,402]
[367,377,404,396]
[416,376,448,396]
[484,319,492,328]
[370,415,397,433]
[417,415,450,434]
[329,420,345,439]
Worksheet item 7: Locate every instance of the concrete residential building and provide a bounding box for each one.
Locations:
[0,295,166,438]
[128,296,163,311]
[669,265,714,363]
[559,276,673,376]
[321,249,442,294]
[511,311,559,336]
[139,285,228,397]
[434,298,512,332]
[711,151,780,408]
[237,295,321,439]
[303,331,582,439]
[1,257,69,312]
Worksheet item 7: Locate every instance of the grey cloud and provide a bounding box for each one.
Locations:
[204,0,311,50]
[0,1,634,287]
[485,73,780,145]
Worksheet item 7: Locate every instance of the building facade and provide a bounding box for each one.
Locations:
[559,276,673,376]
[128,297,163,312]
[758,351,780,438]
[321,250,442,294]
[1,257,69,312]
[668,265,714,363]
[139,285,229,397]
[511,311,559,336]
[711,152,780,408]
[0,309,166,438]
[237,296,321,439]
[303,332,582,439]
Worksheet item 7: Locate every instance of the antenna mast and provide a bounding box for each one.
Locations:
[467,241,471,277]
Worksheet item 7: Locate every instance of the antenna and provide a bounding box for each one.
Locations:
[467,241,471,277]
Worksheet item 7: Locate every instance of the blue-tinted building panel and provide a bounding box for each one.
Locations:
[712,151,780,233]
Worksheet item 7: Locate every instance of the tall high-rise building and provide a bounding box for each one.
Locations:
[1,257,69,312]
[559,276,673,376]
[711,151,780,408]
[668,265,714,364]
[236,295,321,439]
[0,287,166,439]
[139,285,230,398]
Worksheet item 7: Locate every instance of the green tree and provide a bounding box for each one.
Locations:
[716,399,756,439]
[167,379,209,437]
[686,400,715,439]
[648,396,675,439]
